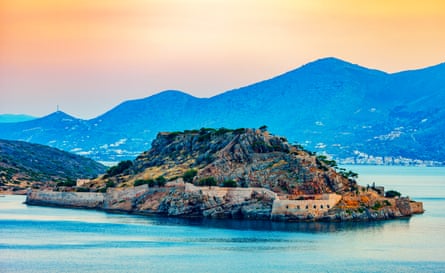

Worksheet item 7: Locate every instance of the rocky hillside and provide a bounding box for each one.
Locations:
[28,128,423,222]
[97,128,356,196]
[0,139,107,192]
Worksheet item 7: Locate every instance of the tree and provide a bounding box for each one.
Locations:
[199,177,217,187]
[259,125,268,132]
[105,160,133,177]
[222,180,237,187]
[134,179,155,187]
[106,181,115,188]
[183,169,197,183]
[339,170,358,179]
[156,176,166,187]
[385,190,401,198]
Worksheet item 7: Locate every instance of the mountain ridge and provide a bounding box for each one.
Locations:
[0,57,444,165]
[0,114,36,123]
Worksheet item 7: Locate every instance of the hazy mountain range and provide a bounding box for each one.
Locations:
[1,57,444,165]
[0,114,36,123]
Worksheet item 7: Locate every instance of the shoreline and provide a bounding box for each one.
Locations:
[24,184,424,223]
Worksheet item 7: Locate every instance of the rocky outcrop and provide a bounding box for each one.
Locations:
[121,128,355,196]
[156,184,276,220]
[25,128,424,222]
[26,183,424,222]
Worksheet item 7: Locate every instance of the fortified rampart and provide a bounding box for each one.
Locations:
[104,184,149,210]
[26,184,422,221]
[196,185,278,203]
[26,190,104,209]
[271,194,342,220]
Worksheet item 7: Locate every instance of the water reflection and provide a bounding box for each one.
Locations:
[103,213,411,234]
[1,195,412,234]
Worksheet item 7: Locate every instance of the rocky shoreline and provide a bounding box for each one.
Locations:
[24,128,425,223]
[26,183,424,222]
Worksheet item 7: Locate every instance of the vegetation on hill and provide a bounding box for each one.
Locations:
[0,139,107,192]
[26,128,423,222]
[91,127,357,197]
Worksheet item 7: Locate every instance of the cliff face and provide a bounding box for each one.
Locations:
[26,183,423,222]
[129,128,353,196]
[26,128,424,222]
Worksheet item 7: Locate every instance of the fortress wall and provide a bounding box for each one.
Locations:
[271,194,341,217]
[409,201,424,214]
[104,185,149,210]
[199,185,277,203]
[26,190,104,208]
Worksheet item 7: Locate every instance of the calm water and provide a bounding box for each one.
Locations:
[1,166,445,273]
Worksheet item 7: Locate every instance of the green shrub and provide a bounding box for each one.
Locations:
[166,132,181,141]
[106,181,115,188]
[134,179,155,187]
[156,176,166,186]
[339,170,358,179]
[183,169,197,183]
[372,201,382,210]
[215,128,232,135]
[199,177,217,187]
[64,179,77,187]
[56,179,77,187]
[105,160,133,177]
[233,128,246,134]
[385,190,401,198]
[316,155,338,168]
[76,187,89,192]
[222,180,237,187]
[168,176,179,181]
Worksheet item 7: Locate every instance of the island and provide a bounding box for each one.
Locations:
[26,127,424,222]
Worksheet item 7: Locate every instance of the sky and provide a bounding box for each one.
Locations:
[1,0,444,119]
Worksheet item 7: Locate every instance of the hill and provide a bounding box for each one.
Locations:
[97,127,354,195]
[0,57,444,165]
[27,128,423,222]
[0,139,107,193]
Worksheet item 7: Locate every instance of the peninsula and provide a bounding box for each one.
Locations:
[26,128,424,222]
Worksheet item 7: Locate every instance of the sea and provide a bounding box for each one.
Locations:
[1,166,444,273]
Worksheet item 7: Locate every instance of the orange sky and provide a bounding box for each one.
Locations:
[1,0,444,118]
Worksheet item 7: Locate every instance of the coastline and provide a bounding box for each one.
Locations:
[25,183,424,223]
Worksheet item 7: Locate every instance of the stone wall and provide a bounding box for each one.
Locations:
[26,190,104,208]
[26,186,422,222]
[271,194,342,220]
[76,179,91,187]
[409,201,424,214]
[104,185,149,210]
[199,186,277,203]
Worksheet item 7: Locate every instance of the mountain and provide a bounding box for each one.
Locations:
[0,57,444,165]
[0,139,107,192]
[27,128,424,222]
[0,114,36,123]
[100,127,354,194]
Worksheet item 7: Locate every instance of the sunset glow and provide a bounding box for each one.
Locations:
[1,0,444,118]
